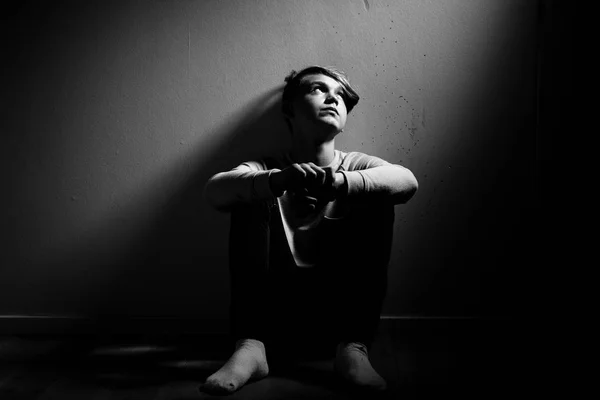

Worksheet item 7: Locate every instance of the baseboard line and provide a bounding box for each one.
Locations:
[380,315,478,320]
[1,314,478,319]
[0,314,483,335]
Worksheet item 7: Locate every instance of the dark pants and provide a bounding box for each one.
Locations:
[228,198,394,353]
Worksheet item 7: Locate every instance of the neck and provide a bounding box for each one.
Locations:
[291,136,336,166]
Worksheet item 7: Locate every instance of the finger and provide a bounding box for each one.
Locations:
[303,195,318,204]
[308,162,327,187]
[301,196,318,212]
[323,167,336,194]
[290,163,306,178]
[288,164,306,188]
[323,166,335,183]
[299,163,318,181]
[291,187,309,196]
[292,190,317,203]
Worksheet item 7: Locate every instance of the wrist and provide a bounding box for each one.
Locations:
[334,172,348,197]
[268,170,285,197]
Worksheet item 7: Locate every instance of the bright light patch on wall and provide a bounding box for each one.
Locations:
[89,345,175,356]
[160,360,224,369]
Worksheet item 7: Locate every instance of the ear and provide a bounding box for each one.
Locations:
[282,108,295,137]
[284,117,293,133]
[282,100,295,120]
[282,106,295,134]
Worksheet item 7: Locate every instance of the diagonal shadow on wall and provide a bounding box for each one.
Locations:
[40,86,291,330]
[112,86,290,319]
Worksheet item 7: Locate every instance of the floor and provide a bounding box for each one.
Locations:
[0,319,519,399]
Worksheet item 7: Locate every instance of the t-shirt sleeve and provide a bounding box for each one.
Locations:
[204,160,282,211]
[340,151,418,204]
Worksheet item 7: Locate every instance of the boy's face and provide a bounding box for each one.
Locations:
[290,74,348,136]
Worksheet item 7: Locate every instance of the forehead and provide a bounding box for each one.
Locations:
[300,74,342,90]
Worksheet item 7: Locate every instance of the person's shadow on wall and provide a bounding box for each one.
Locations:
[93,85,290,327]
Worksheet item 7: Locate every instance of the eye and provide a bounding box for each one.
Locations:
[335,91,347,104]
[310,86,324,93]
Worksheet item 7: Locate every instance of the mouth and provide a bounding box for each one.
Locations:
[321,107,338,115]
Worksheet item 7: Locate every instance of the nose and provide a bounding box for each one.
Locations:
[324,90,339,105]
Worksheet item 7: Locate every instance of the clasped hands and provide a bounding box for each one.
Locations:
[269,162,347,212]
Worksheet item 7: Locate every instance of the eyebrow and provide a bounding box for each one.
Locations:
[305,80,344,92]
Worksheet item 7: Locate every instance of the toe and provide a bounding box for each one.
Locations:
[200,379,237,395]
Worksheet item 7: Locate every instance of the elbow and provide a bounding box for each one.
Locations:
[203,177,218,209]
[204,174,231,213]
[406,178,419,202]
[396,170,419,204]
[408,172,419,197]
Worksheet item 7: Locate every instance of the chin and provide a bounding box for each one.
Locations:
[316,118,342,130]
[319,124,341,137]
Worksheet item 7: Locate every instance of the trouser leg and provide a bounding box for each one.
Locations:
[228,198,394,352]
[228,201,274,343]
[321,205,395,350]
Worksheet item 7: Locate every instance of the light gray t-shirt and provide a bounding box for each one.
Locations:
[234,149,411,267]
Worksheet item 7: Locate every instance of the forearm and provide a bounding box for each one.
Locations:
[204,167,281,212]
[340,165,418,204]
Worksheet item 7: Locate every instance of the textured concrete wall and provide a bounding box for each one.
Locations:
[1,0,538,323]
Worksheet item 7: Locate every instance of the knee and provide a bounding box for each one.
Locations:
[230,201,273,231]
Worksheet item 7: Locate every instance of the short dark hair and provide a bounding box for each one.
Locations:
[281,65,360,119]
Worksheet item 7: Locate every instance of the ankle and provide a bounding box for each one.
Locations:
[336,341,369,356]
[235,338,266,356]
[235,338,265,349]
